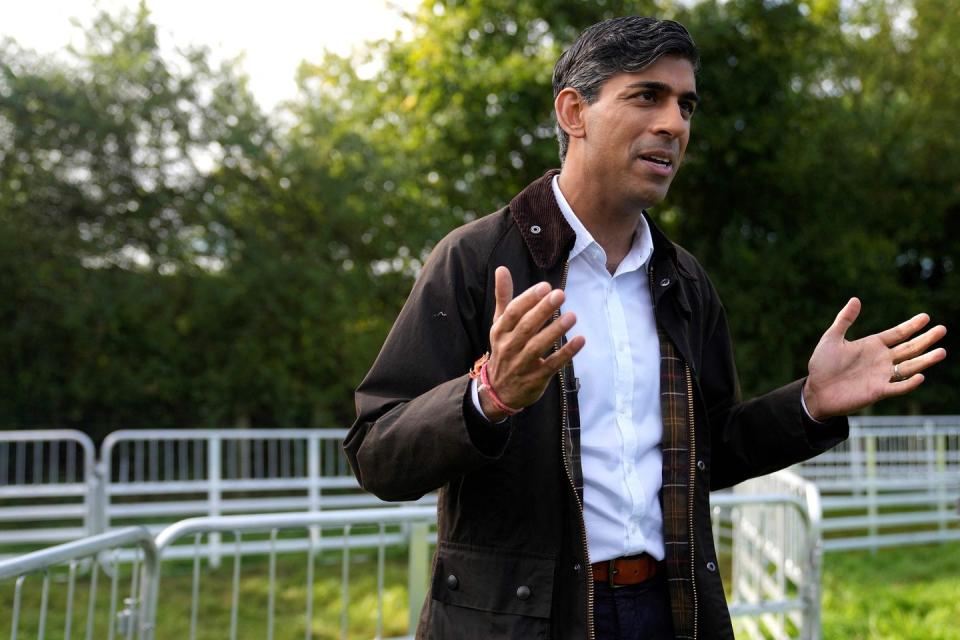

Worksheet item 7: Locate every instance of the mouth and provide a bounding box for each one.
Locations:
[638,152,675,177]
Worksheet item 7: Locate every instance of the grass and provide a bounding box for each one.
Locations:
[821,543,960,640]
[152,551,412,640]
[3,542,958,639]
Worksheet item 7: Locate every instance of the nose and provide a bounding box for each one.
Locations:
[653,100,688,139]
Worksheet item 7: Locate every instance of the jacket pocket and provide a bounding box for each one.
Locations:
[425,541,556,639]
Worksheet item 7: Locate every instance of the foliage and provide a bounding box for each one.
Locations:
[1,4,264,434]
[1,0,957,435]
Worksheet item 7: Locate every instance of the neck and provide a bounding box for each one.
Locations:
[557,163,645,272]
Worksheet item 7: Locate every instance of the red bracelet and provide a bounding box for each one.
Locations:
[478,361,521,417]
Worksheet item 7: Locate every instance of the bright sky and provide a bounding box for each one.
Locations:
[1,0,421,110]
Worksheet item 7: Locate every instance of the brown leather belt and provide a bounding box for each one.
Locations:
[591,553,660,587]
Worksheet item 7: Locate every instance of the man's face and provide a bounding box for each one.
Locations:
[577,55,698,209]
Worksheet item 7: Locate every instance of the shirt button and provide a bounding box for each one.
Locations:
[659,277,671,287]
[706,561,717,573]
[516,585,532,600]
[530,225,541,234]
[573,563,582,573]
[697,459,707,472]
[446,574,459,590]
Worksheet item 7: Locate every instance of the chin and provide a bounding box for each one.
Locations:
[629,186,670,210]
[621,172,673,208]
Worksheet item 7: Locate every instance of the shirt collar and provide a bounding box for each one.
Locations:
[551,175,654,272]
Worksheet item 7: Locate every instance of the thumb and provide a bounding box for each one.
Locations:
[827,297,861,340]
[493,266,514,323]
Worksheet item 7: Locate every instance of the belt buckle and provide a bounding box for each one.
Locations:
[608,558,625,589]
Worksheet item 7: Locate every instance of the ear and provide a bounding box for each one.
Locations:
[555,87,587,141]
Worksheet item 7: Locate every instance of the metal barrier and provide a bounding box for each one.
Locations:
[140,507,437,640]
[98,429,434,565]
[794,417,960,551]
[2,419,956,558]
[719,470,823,640]
[0,430,97,548]
[3,421,953,638]
[797,417,960,483]
[0,527,156,640]
[2,490,823,640]
[136,492,820,639]
[100,429,361,526]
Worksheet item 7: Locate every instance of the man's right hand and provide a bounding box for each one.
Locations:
[479,266,585,422]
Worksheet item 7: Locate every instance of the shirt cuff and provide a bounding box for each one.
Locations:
[470,378,509,424]
[800,381,825,424]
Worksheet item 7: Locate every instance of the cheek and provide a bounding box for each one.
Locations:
[678,133,691,159]
[594,113,632,144]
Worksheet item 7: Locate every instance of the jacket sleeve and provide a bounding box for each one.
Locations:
[698,288,849,491]
[343,232,513,502]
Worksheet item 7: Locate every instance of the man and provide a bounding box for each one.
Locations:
[344,16,946,640]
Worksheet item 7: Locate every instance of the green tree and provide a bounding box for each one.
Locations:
[2,0,955,436]
[0,4,273,434]
[302,0,956,413]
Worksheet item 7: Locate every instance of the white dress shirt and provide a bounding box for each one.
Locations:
[550,176,665,563]
[471,176,665,563]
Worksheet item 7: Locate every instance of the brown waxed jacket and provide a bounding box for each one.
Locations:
[344,170,848,639]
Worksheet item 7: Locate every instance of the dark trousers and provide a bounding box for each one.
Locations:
[592,574,674,640]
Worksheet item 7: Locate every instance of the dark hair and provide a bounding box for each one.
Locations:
[552,17,700,162]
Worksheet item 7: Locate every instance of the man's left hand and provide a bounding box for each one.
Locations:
[802,297,947,421]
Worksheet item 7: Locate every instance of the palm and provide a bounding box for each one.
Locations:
[803,298,947,421]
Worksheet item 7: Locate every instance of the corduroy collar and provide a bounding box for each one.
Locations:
[509,169,680,270]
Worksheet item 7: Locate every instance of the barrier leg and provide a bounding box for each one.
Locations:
[407,521,429,634]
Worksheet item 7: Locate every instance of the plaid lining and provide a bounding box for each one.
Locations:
[658,332,696,639]
[559,325,696,639]
[561,359,584,506]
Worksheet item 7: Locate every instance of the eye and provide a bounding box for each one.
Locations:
[628,90,657,103]
[679,101,696,117]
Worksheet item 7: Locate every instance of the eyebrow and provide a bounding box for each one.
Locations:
[623,81,701,105]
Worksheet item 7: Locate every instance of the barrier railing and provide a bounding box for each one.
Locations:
[720,470,823,640]
[0,430,97,547]
[2,420,957,557]
[794,418,960,551]
[140,506,437,640]
[97,429,434,565]
[100,429,367,527]
[0,527,156,640]
[797,417,960,484]
[2,489,822,640]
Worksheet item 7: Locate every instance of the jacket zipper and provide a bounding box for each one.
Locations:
[685,364,699,639]
[552,260,595,640]
[649,266,699,639]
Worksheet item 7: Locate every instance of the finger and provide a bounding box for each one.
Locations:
[493,279,550,335]
[509,288,567,346]
[825,297,861,340]
[541,334,586,372]
[523,311,577,358]
[892,324,947,362]
[894,347,947,378]
[492,266,514,324]
[885,373,925,397]
[877,312,931,347]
